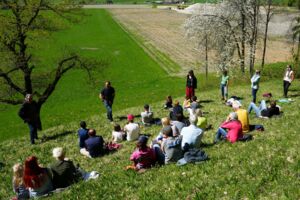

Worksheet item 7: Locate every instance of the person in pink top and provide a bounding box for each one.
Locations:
[214,112,243,143]
[130,136,156,171]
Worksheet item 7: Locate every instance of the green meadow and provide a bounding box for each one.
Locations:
[0,7,299,200]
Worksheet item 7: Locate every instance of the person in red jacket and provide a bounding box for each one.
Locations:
[214,112,243,143]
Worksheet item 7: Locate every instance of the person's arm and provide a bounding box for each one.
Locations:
[291,71,295,82]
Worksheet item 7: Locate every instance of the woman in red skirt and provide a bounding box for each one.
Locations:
[186,70,197,99]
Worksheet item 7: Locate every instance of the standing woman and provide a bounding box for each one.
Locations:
[220,70,229,101]
[283,65,295,98]
[186,70,197,100]
[250,70,261,103]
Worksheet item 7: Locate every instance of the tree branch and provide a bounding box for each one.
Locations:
[0,98,23,105]
[0,70,25,95]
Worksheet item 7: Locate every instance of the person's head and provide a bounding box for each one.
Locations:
[80,121,87,129]
[195,109,202,117]
[127,114,134,122]
[24,156,44,188]
[114,124,121,132]
[255,70,260,75]
[12,163,24,186]
[162,126,173,138]
[229,112,238,121]
[270,100,277,108]
[136,136,148,150]
[88,129,96,137]
[25,94,33,103]
[52,147,65,161]
[185,96,190,100]
[166,95,172,102]
[189,115,198,125]
[232,100,241,111]
[174,100,180,106]
[188,70,194,76]
[105,81,111,88]
[191,96,197,102]
[223,70,228,76]
[144,104,150,111]
[286,65,292,71]
[175,113,183,122]
[161,117,171,126]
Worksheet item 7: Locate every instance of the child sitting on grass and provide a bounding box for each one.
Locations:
[12,163,29,200]
[164,95,173,109]
[128,136,156,172]
[112,124,125,143]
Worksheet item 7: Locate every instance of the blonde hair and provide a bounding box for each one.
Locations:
[161,117,171,126]
[13,163,24,187]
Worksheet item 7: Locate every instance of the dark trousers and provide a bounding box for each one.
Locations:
[283,80,291,97]
[252,88,258,103]
[103,100,113,121]
[28,123,38,144]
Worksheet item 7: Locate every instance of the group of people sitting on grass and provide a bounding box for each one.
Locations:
[12,147,99,199]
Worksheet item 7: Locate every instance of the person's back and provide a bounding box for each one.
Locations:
[196,116,207,130]
[141,106,153,125]
[261,102,280,118]
[235,108,249,133]
[125,123,140,141]
[78,122,89,149]
[162,137,183,163]
[85,136,104,158]
[181,116,203,149]
[220,120,243,143]
[50,159,78,188]
[172,120,185,133]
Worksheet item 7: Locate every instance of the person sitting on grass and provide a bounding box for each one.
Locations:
[214,112,243,143]
[171,114,186,133]
[156,117,179,142]
[170,100,184,121]
[23,156,53,198]
[193,109,208,131]
[164,95,173,109]
[232,101,249,133]
[78,121,89,153]
[49,147,82,189]
[247,100,280,118]
[12,163,29,200]
[129,136,156,172]
[112,124,125,143]
[82,129,105,158]
[161,126,183,164]
[188,96,200,115]
[141,104,154,126]
[182,96,191,110]
[124,114,140,142]
[181,115,203,151]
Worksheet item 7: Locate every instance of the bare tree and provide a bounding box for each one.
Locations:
[0,1,101,123]
[261,0,274,69]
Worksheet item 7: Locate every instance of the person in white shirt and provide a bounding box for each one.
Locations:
[251,70,260,103]
[283,65,294,98]
[112,124,125,143]
[141,104,153,126]
[124,114,140,141]
[180,115,203,151]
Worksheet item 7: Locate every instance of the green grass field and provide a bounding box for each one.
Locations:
[0,79,299,199]
[0,9,184,141]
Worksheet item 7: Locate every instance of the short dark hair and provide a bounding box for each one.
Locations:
[88,129,96,136]
[192,96,197,101]
[175,113,183,122]
[144,104,149,110]
[162,126,173,137]
[270,100,276,108]
[80,121,86,129]
[114,124,121,132]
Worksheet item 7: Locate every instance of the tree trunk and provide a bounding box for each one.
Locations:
[240,6,246,73]
[261,0,272,69]
[205,34,208,79]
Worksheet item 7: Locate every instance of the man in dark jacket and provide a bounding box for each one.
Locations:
[18,94,41,144]
[99,81,115,122]
[85,129,105,158]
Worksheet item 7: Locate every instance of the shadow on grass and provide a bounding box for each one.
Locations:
[41,131,73,143]
[199,99,214,104]
[289,94,300,97]
[115,114,140,121]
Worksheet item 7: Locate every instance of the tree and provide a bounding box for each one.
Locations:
[292,14,300,68]
[0,1,96,123]
[261,0,274,69]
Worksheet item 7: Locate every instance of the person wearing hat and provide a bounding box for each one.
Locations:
[49,147,81,189]
[124,114,140,141]
[232,100,249,133]
[130,136,156,171]
[141,104,153,126]
[161,126,183,164]
[250,70,261,103]
[99,81,115,122]
[214,112,243,143]
[18,94,42,144]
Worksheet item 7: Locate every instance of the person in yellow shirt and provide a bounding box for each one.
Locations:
[232,101,249,133]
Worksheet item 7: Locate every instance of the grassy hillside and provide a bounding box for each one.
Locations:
[0,79,299,199]
[0,9,184,141]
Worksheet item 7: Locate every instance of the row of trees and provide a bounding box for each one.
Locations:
[184,0,300,77]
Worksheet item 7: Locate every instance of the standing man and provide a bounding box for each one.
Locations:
[186,70,197,100]
[250,70,260,103]
[18,94,42,144]
[283,65,294,98]
[99,81,115,122]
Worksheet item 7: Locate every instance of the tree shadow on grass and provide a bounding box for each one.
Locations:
[289,94,300,98]
[199,99,214,104]
[41,131,73,143]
